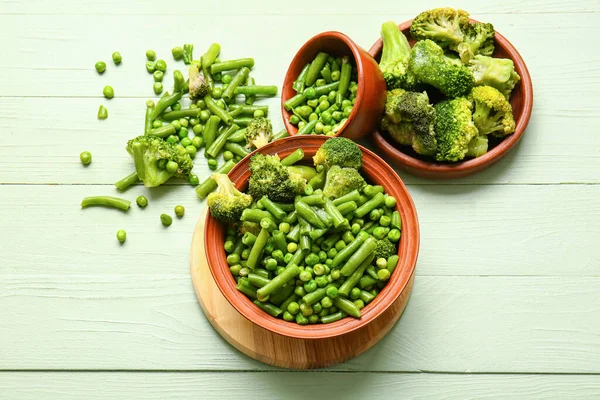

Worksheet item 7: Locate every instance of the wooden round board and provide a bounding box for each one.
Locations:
[190,209,414,369]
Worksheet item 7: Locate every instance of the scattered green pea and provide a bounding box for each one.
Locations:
[146,61,156,73]
[253,110,265,118]
[112,52,122,65]
[116,230,126,243]
[160,213,173,227]
[223,150,234,161]
[171,47,184,60]
[146,50,156,61]
[155,59,167,72]
[97,105,108,120]
[103,86,114,99]
[185,145,197,158]
[207,158,218,170]
[153,70,164,82]
[180,137,192,147]
[95,61,106,74]
[166,160,178,173]
[221,74,233,84]
[79,151,92,165]
[136,196,148,208]
[192,136,203,149]
[153,82,163,95]
[174,205,185,218]
[212,87,223,99]
[189,175,200,186]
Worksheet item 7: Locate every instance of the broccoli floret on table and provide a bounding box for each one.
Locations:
[126,135,193,187]
[207,173,252,223]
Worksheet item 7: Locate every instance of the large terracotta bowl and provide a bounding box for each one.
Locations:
[281,31,387,140]
[205,136,419,339]
[369,19,534,179]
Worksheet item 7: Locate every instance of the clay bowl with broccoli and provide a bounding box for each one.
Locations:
[368,8,533,179]
[204,136,419,339]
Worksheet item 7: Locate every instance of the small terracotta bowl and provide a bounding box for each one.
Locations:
[281,31,387,140]
[368,20,534,179]
[205,136,419,339]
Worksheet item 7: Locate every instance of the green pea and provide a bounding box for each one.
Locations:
[153,82,163,95]
[294,286,306,297]
[341,99,352,109]
[312,303,323,314]
[326,248,337,258]
[307,99,319,108]
[332,111,343,122]
[304,87,316,99]
[376,258,388,269]
[192,136,203,149]
[179,118,189,128]
[155,59,167,72]
[308,113,318,122]
[239,267,250,277]
[189,117,199,126]
[320,111,332,125]
[326,286,338,299]
[350,287,361,300]
[223,150,234,161]
[287,242,298,253]
[289,115,300,125]
[253,110,265,118]
[95,61,106,74]
[196,99,206,109]
[160,213,173,227]
[207,158,218,170]
[166,135,178,144]
[241,249,251,260]
[116,230,126,243]
[171,120,182,131]
[334,240,346,251]
[136,196,148,208]
[188,174,200,186]
[171,47,184,60]
[283,311,295,322]
[343,106,353,117]
[388,229,401,242]
[315,79,326,87]
[299,270,312,282]
[103,86,114,99]
[278,222,290,234]
[319,95,328,103]
[146,50,156,61]
[321,296,333,309]
[185,145,197,158]
[166,160,178,173]
[97,105,108,120]
[216,99,226,109]
[327,90,337,103]
[298,121,306,130]
[173,205,185,218]
[265,258,278,270]
[380,215,391,227]
[79,151,92,165]
[378,269,391,281]
[304,279,317,293]
[212,87,223,99]
[300,303,313,317]
[385,196,397,208]
[230,265,242,276]
[112,52,122,65]
[146,61,156,73]
[221,73,233,84]
[199,110,210,123]
[180,137,192,147]
[331,70,340,81]
[193,123,204,135]
[287,301,300,315]
[153,70,164,82]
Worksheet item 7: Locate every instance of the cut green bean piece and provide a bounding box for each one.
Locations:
[247,228,270,270]
[203,115,221,152]
[223,142,250,158]
[283,93,306,111]
[195,160,236,199]
[81,196,131,211]
[340,236,377,276]
[281,148,304,166]
[234,85,278,97]
[293,63,311,92]
[148,124,176,138]
[202,43,221,68]
[257,264,301,299]
[204,95,233,125]
[210,58,255,74]
[305,52,328,87]
[333,296,361,318]
[114,172,139,191]
[206,124,239,158]
[222,67,250,102]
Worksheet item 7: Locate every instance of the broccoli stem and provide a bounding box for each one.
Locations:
[80,196,131,211]
[195,160,236,200]
[222,67,250,102]
[148,124,176,138]
[234,85,278,97]
[206,124,240,158]
[380,21,411,66]
[201,62,214,90]
[201,43,221,69]
[210,58,255,74]
[244,76,256,105]
[160,108,200,121]
[114,171,139,191]
[204,95,233,125]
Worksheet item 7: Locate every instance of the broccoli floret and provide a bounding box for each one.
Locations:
[207,174,252,223]
[238,221,261,236]
[378,21,416,90]
[313,137,363,171]
[380,89,437,156]
[322,165,366,199]
[188,63,211,100]
[248,154,305,203]
[126,135,193,187]
[466,135,489,158]
[468,55,521,98]
[374,238,397,260]
[410,8,470,48]
[434,97,479,162]
[409,40,474,98]
[244,117,273,150]
[456,22,495,63]
[471,86,516,137]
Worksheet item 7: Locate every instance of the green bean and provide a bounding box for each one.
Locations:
[206,124,239,158]
[295,201,326,229]
[227,128,247,143]
[340,236,377,277]
[323,199,345,228]
[321,311,343,324]
[236,279,257,299]
[332,190,361,206]
[114,171,139,191]
[246,228,270,270]
[333,296,361,318]
[182,44,194,64]
[281,148,304,167]
[260,217,278,232]
[280,293,299,313]
[391,211,402,231]
[234,85,278,97]
[320,233,342,251]
[366,265,379,280]
[305,52,328,87]
[249,273,270,288]
[202,115,221,153]
[359,290,376,304]
[210,58,254,74]
[242,75,256,105]
[293,63,311,92]
[308,228,328,241]
[387,255,400,274]
[241,209,275,224]
[222,67,250,102]
[336,56,353,105]
[81,196,131,211]
[312,81,340,97]
[257,264,300,300]
[195,160,236,199]
[302,286,328,306]
[286,224,301,242]
[151,91,183,120]
[287,248,307,268]
[229,104,269,117]
[204,96,233,125]
[232,117,252,127]
[269,284,294,306]
[260,196,287,220]
[223,142,250,158]
[160,108,200,121]
[296,119,318,135]
[271,230,288,253]
[242,232,257,246]
[359,275,378,289]
[201,43,221,68]
[336,201,358,217]
[332,231,368,268]
[98,105,108,120]
[315,208,333,228]
[354,192,385,218]
[283,93,307,112]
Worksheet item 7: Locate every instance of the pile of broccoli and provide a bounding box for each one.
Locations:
[378,8,520,162]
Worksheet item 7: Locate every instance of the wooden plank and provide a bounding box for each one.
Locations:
[1,272,598,372]
[1,96,598,185]
[1,372,599,399]
[2,0,598,15]
[1,184,598,277]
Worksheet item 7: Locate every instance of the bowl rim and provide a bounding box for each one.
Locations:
[368,19,534,178]
[281,31,367,138]
[204,135,420,339]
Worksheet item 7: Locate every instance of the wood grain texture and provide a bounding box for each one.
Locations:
[1,184,598,277]
[1,372,600,400]
[191,210,413,368]
[1,272,599,372]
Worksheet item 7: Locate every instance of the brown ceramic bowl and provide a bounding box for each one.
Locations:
[368,20,534,179]
[205,136,419,339]
[281,31,387,141]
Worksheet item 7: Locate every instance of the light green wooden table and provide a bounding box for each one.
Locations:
[1,0,599,398]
